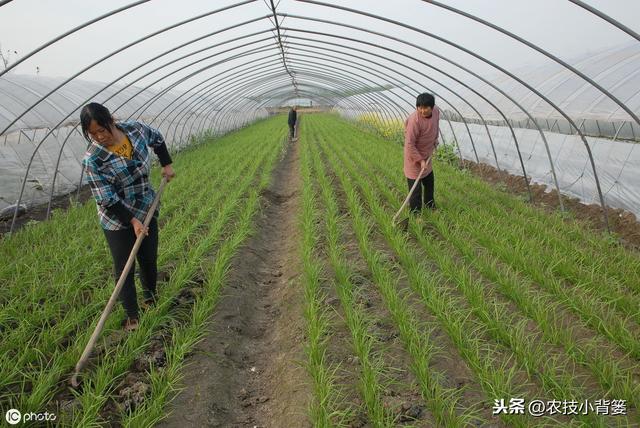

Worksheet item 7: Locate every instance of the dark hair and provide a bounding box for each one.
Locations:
[416,93,435,108]
[80,102,114,142]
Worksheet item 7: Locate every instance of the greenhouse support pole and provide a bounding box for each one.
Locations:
[568,0,640,41]
[46,127,86,219]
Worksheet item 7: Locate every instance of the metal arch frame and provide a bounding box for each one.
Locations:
[190,66,395,135]
[41,35,279,221]
[125,57,340,141]
[100,21,272,121]
[284,50,468,166]
[160,59,316,135]
[122,42,277,122]
[164,62,285,136]
[120,45,277,123]
[568,0,640,42]
[185,79,353,139]
[0,0,259,137]
[286,42,492,170]
[277,61,405,122]
[104,14,480,144]
[285,40,506,167]
[205,71,398,135]
[208,72,382,133]
[189,69,396,138]
[268,0,299,96]
[218,85,360,130]
[285,52,415,123]
[282,50,474,164]
[42,30,271,218]
[103,24,274,120]
[418,0,640,129]
[281,34,474,172]
[290,1,609,228]
[286,50,477,149]
[178,70,386,144]
[155,60,384,142]
[200,56,416,133]
[9,5,271,230]
[287,41,502,169]
[174,76,331,143]
[111,36,277,126]
[125,47,403,139]
[280,37,468,170]
[6,0,633,232]
[156,61,283,143]
[200,69,382,133]
[278,18,569,208]
[0,0,153,78]
[211,84,366,134]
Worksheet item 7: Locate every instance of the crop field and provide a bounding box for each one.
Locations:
[1,113,639,427]
[0,117,287,426]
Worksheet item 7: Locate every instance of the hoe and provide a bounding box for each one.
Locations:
[392,155,432,226]
[71,177,167,388]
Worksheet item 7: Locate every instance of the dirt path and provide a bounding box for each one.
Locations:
[157,137,309,427]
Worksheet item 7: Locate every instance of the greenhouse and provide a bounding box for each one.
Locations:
[1,0,639,426]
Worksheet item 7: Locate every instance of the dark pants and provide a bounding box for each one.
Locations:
[103,216,158,318]
[407,171,435,212]
[289,124,295,138]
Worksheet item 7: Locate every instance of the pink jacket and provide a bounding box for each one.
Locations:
[403,107,440,179]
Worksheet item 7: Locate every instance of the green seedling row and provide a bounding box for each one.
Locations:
[299,131,347,427]
[306,126,478,427]
[306,113,638,426]
[0,117,288,425]
[120,124,285,427]
[309,133,394,427]
[3,113,638,427]
[332,118,640,412]
[325,125,617,427]
[312,122,537,427]
[66,119,284,426]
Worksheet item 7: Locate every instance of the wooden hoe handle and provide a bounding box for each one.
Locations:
[392,156,432,225]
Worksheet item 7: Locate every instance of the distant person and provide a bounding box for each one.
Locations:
[288,106,297,139]
[81,102,176,332]
[404,93,440,212]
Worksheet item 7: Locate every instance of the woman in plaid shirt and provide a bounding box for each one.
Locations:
[81,102,175,332]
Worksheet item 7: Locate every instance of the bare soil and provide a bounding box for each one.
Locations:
[157,136,310,427]
[463,160,640,251]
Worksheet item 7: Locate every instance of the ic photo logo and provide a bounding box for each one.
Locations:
[5,409,57,425]
[5,409,21,425]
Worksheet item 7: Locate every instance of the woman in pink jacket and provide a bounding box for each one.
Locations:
[403,93,440,212]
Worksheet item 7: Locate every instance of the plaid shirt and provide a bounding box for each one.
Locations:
[83,120,170,230]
